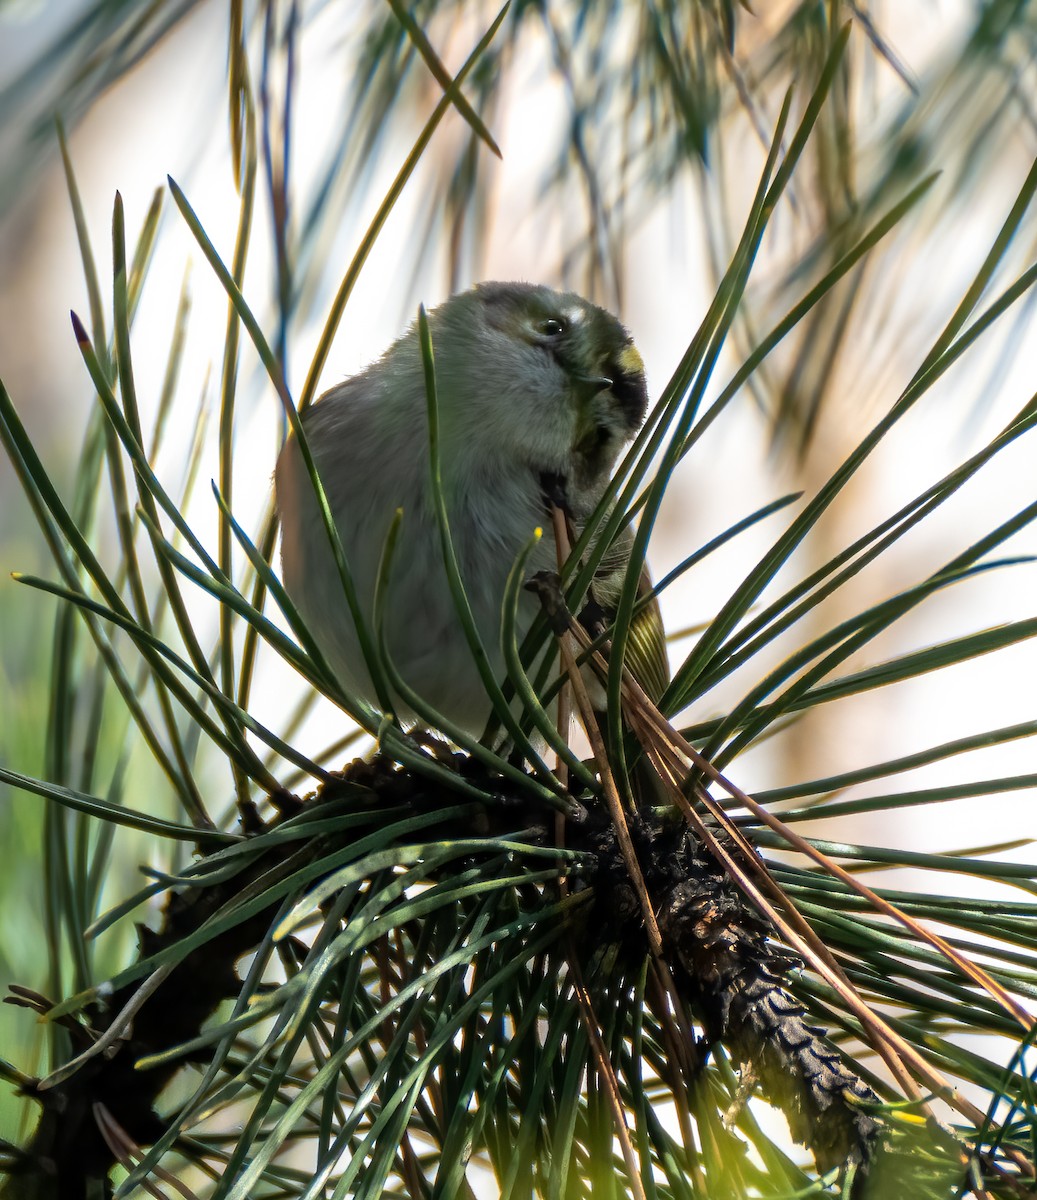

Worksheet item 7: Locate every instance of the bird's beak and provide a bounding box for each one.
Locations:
[571,343,647,453]
[609,344,648,427]
[573,372,613,397]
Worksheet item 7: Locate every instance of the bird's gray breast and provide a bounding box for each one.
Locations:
[382,461,553,728]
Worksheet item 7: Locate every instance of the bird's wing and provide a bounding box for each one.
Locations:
[587,527,670,705]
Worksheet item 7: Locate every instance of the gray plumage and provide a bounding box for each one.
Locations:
[276,281,666,732]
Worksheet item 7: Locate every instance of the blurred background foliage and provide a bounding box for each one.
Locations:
[1,0,1037,1195]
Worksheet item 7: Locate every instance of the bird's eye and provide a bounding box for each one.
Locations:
[538,317,566,336]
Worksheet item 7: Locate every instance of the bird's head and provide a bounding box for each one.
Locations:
[427,282,648,499]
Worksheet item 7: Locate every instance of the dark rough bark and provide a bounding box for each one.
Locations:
[585,811,880,1176]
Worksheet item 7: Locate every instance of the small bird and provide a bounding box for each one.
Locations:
[275,281,667,736]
